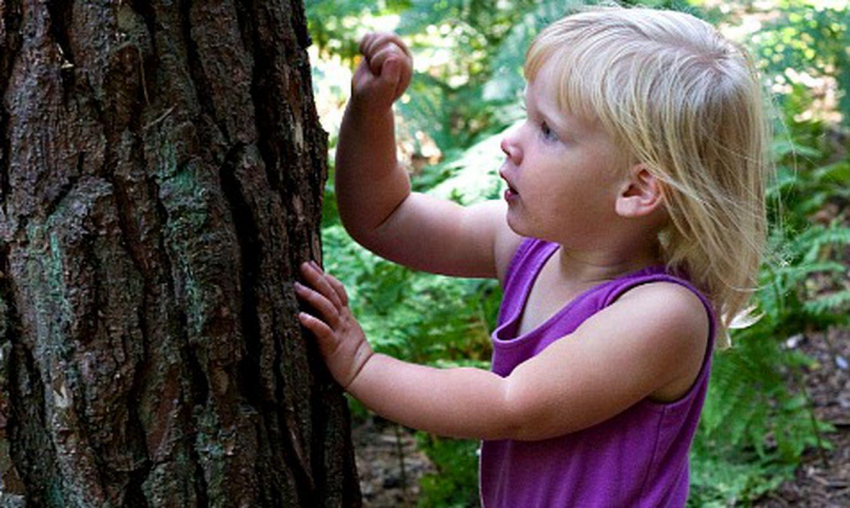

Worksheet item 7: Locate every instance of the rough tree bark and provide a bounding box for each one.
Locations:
[0,0,361,506]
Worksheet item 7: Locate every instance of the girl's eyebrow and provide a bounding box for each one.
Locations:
[540,110,563,129]
[546,104,596,141]
[524,89,580,139]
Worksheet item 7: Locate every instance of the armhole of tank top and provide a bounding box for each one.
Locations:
[501,237,537,290]
[605,275,717,410]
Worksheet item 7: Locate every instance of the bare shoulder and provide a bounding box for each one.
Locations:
[614,281,711,401]
[615,281,710,335]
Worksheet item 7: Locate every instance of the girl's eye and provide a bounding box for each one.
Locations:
[540,121,558,142]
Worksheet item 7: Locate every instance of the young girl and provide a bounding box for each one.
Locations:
[295,6,769,507]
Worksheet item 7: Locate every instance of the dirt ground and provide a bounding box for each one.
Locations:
[352,418,436,507]
[352,326,850,507]
[753,327,850,507]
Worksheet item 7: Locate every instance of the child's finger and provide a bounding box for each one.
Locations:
[297,312,337,349]
[358,32,382,57]
[324,273,350,307]
[362,32,410,60]
[376,33,411,58]
[309,262,347,308]
[361,33,380,58]
[295,283,341,327]
[358,33,373,55]
[360,33,381,58]
[368,47,403,77]
[300,262,343,309]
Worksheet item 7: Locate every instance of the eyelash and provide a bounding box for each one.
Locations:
[540,121,553,138]
[521,104,559,142]
[539,121,558,142]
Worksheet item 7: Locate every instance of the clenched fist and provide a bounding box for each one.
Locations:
[351,32,413,111]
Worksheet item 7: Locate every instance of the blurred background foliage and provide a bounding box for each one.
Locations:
[306,0,850,506]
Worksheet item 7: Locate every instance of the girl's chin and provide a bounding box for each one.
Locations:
[504,209,528,236]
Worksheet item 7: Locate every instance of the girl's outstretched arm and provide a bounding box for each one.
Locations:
[295,261,516,439]
[295,262,709,441]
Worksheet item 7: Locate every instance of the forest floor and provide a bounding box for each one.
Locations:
[352,416,435,507]
[753,326,850,507]
[352,325,850,507]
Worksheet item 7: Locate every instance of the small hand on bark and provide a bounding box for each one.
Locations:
[295,262,374,390]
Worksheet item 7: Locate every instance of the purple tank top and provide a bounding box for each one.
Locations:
[479,238,716,508]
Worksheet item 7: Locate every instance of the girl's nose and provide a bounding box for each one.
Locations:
[501,133,522,165]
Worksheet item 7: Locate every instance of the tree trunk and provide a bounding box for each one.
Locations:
[0,0,361,506]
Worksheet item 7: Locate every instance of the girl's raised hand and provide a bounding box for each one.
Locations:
[295,262,374,390]
[351,32,413,111]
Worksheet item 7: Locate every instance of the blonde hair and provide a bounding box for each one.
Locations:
[525,7,770,347]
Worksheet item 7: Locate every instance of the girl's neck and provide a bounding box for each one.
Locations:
[552,243,662,287]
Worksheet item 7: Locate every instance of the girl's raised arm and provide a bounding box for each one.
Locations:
[335,33,520,280]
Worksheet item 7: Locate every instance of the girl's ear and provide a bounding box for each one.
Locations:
[614,164,665,219]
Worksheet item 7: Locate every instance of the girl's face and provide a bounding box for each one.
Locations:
[499,60,627,248]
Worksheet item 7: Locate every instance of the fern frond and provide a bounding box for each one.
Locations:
[804,289,850,316]
[800,224,850,263]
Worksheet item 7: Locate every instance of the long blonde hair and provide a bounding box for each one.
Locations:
[525,7,771,346]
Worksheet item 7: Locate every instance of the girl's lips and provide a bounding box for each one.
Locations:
[499,165,519,201]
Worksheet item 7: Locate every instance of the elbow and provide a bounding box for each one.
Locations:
[499,381,575,442]
[497,382,531,441]
[498,408,535,441]
[340,220,389,259]
[496,420,525,441]
[338,194,410,254]
[497,410,561,442]
[336,200,369,240]
[337,204,382,250]
[339,218,372,246]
